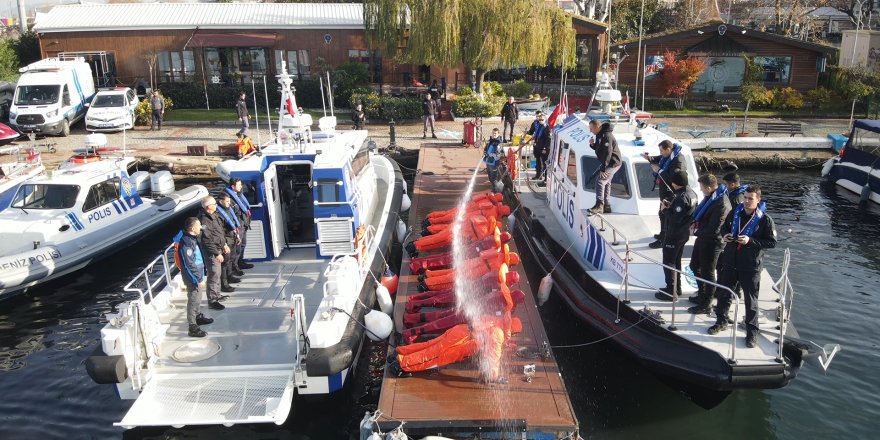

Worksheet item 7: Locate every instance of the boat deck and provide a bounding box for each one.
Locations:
[376,145,579,437]
[514,177,787,367]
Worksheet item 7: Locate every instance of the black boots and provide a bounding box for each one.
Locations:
[603,204,612,214]
[221,284,235,293]
[239,261,254,269]
[188,324,206,338]
[196,314,213,325]
[209,301,225,310]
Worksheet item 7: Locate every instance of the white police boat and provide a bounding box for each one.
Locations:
[0,145,46,211]
[85,62,405,429]
[0,141,207,299]
[507,115,836,408]
[822,119,880,205]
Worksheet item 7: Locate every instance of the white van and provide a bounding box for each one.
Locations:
[9,58,96,137]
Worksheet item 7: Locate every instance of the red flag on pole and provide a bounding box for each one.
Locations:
[622,92,631,115]
[547,92,568,129]
[287,96,296,117]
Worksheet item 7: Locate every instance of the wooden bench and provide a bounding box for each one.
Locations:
[756,122,804,137]
[218,143,239,157]
[186,144,206,156]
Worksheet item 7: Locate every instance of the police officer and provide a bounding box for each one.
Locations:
[708,184,777,349]
[687,174,732,314]
[226,178,254,270]
[642,140,683,248]
[197,196,228,310]
[655,169,695,301]
[723,172,746,207]
[175,217,213,337]
[216,192,241,290]
[587,119,621,215]
[526,112,550,183]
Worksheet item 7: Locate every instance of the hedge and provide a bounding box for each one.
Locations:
[157,79,325,110]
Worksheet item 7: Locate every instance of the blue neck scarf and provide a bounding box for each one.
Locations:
[732,201,766,238]
[225,187,251,215]
[729,185,747,198]
[654,143,682,178]
[532,120,546,140]
[693,184,727,222]
[217,205,240,230]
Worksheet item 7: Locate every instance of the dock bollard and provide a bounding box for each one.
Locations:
[389,119,397,149]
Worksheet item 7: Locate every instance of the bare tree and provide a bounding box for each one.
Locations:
[571,0,611,21]
[141,50,158,92]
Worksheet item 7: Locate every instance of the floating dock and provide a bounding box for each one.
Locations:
[375,145,579,438]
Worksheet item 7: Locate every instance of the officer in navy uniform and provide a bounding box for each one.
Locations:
[723,172,746,207]
[216,192,241,291]
[655,169,696,301]
[643,140,683,248]
[176,217,213,337]
[709,184,777,348]
[197,196,227,310]
[226,178,254,270]
[687,174,732,314]
[526,112,550,182]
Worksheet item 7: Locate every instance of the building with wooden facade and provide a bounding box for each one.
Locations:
[32,2,608,93]
[616,22,837,101]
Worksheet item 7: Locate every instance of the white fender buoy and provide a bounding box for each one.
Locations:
[821,158,835,177]
[396,219,408,242]
[860,184,871,203]
[537,273,554,306]
[376,284,393,315]
[364,309,393,341]
[507,212,517,230]
[401,193,411,212]
[493,180,504,193]
[402,179,408,194]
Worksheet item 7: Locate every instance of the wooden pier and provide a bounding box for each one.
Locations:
[376,144,579,438]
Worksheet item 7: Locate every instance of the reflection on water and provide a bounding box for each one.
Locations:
[0,171,878,439]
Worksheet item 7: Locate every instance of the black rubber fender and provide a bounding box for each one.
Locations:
[85,346,128,384]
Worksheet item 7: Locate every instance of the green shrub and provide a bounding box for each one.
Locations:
[349,90,381,118]
[135,96,174,126]
[379,96,422,120]
[451,94,504,117]
[482,81,503,97]
[332,62,370,107]
[456,86,474,96]
[157,79,324,110]
[643,98,679,111]
[805,87,833,109]
[771,87,804,110]
[501,80,533,98]
[741,83,773,107]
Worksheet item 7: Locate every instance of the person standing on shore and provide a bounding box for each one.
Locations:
[687,174,732,315]
[429,80,442,118]
[500,97,519,143]
[422,93,437,139]
[236,92,249,136]
[587,119,621,215]
[352,104,366,130]
[149,90,164,131]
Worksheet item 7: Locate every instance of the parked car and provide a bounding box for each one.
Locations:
[85,87,137,132]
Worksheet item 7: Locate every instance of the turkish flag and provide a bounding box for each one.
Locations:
[547,92,568,129]
[287,96,296,117]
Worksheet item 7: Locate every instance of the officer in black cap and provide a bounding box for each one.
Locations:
[655,169,696,301]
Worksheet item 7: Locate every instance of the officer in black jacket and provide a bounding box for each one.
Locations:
[655,169,696,301]
[588,119,622,214]
[197,196,228,310]
[176,217,213,337]
[708,184,777,348]
[723,172,746,207]
[687,174,732,314]
[642,140,683,248]
[526,112,550,182]
[216,192,242,290]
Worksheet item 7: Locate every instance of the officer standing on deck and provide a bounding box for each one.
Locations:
[642,140,683,248]
[654,169,695,301]
[226,178,254,270]
[708,184,777,349]
[197,196,227,310]
[175,217,213,338]
[687,174,732,314]
[216,192,241,292]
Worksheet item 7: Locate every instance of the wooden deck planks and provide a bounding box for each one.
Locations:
[376,145,578,434]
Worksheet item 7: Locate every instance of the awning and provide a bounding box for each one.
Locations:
[185,33,276,49]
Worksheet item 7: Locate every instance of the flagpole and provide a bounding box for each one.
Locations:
[635,0,645,109]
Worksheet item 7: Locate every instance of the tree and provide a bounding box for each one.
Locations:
[740,55,771,133]
[12,31,40,67]
[364,0,575,93]
[658,50,705,109]
[0,38,20,82]
[608,0,673,44]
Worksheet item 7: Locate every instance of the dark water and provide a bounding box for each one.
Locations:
[1,170,878,439]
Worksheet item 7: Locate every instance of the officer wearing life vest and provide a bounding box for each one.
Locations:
[175,217,213,338]
[723,172,746,207]
[483,128,503,185]
[708,184,777,349]
[655,169,696,301]
[226,178,254,270]
[643,140,683,249]
[687,174,732,314]
[216,192,242,292]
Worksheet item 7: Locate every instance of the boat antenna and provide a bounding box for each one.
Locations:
[263,74,273,139]
[326,70,335,118]
[635,0,645,108]
[319,76,327,117]
[251,77,261,146]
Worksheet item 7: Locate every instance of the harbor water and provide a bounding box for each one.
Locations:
[0,169,877,439]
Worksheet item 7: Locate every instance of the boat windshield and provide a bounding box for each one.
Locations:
[11,183,79,209]
[850,126,880,155]
[15,85,61,106]
[91,94,126,108]
[634,163,661,199]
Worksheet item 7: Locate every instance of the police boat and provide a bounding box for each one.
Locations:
[822,119,880,205]
[506,115,837,408]
[0,137,207,299]
[85,62,404,429]
[0,144,46,211]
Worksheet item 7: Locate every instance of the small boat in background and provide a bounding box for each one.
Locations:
[0,145,46,211]
[0,122,20,145]
[586,72,652,122]
[822,119,880,205]
[516,97,550,113]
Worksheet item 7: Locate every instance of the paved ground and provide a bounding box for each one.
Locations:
[5,114,851,171]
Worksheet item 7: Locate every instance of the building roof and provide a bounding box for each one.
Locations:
[618,22,837,55]
[33,3,365,33]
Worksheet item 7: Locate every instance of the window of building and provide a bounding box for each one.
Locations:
[203,48,267,85]
[574,37,596,82]
[754,56,792,83]
[82,177,121,212]
[275,50,311,80]
[580,157,632,199]
[158,50,195,83]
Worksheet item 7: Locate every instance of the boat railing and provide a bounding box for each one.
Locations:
[585,212,743,363]
[123,242,177,304]
[290,293,308,385]
[772,248,794,363]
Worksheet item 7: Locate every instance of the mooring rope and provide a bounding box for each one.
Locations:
[550,315,649,349]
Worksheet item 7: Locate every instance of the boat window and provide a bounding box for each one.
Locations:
[11,184,79,209]
[566,150,578,183]
[351,144,370,177]
[634,163,661,199]
[556,142,569,170]
[15,85,61,106]
[580,156,632,199]
[241,180,259,205]
[82,177,121,212]
[316,178,340,203]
